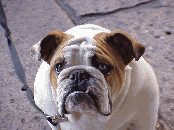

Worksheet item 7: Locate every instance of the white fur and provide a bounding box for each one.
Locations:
[33,24,159,130]
[65,24,110,37]
[34,61,58,117]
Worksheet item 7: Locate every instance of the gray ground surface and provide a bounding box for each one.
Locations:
[0,0,173,129]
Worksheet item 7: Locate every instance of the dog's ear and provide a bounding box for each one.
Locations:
[30,30,66,64]
[105,31,145,65]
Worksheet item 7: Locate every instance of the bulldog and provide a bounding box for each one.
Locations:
[30,24,159,130]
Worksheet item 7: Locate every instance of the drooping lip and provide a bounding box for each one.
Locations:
[58,90,92,117]
[64,90,98,113]
[69,89,89,95]
[58,87,112,118]
[57,66,113,118]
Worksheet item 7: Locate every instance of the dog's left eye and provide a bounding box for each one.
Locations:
[99,63,107,72]
[98,63,113,75]
[54,63,64,74]
[91,55,113,75]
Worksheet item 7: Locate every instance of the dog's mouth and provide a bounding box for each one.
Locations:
[65,90,98,114]
[57,87,112,119]
[56,70,112,119]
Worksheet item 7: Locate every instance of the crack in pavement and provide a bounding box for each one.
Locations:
[54,0,156,25]
[80,0,155,17]
[54,0,80,25]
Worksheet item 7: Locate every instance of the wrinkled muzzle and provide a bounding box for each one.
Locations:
[56,66,112,118]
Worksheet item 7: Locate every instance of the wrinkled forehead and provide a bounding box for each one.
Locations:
[61,36,96,65]
[63,26,110,51]
[62,27,109,53]
[51,27,111,65]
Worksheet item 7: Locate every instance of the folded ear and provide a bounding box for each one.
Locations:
[105,30,145,65]
[30,30,66,64]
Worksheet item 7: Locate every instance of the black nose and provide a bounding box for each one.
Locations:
[69,70,90,92]
[69,69,90,82]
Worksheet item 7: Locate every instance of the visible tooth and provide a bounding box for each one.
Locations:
[73,91,84,94]
[85,89,89,94]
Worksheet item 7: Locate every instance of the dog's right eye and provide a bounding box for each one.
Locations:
[54,63,64,74]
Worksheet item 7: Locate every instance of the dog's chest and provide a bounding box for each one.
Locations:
[59,114,106,130]
[59,113,135,130]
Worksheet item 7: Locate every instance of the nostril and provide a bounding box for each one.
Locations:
[79,71,89,80]
[69,70,90,92]
[69,70,90,82]
[69,73,76,81]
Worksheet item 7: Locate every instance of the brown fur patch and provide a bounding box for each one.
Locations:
[93,31,145,99]
[40,30,73,64]
[105,30,145,64]
[48,33,73,90]
[94,32,126,99]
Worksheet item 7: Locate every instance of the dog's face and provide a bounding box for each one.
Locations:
[30,26,145,118]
